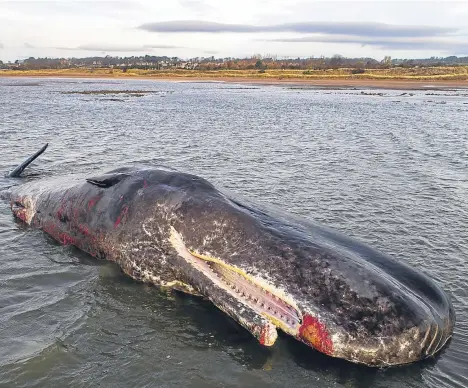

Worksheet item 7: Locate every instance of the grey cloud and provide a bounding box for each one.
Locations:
[57,44,182,52]
[0,42,3,49]
[24,42,35,48]
[78,44,150,52]
[138,20,457,38]
[269,35,468,54]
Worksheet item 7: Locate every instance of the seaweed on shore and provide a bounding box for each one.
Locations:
[60,90,168,96]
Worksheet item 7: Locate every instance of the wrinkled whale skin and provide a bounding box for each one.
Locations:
[6,166,455,366]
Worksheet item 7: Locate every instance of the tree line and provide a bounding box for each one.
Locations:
[2,54,468,71]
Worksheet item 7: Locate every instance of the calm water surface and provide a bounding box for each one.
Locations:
[0,78,467,388]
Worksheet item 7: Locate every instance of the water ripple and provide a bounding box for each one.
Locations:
[0,78,467,388]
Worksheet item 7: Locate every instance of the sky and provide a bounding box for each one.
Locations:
[1,0,467,62]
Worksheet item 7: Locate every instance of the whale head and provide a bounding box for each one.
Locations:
[109,168,455,366]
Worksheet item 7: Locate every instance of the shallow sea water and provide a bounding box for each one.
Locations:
[0,77,467,388]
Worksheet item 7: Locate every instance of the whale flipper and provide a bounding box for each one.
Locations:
[7,143,48,178]
[86,173,129,188]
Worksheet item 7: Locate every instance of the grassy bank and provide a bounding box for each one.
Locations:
[2,66,468,81]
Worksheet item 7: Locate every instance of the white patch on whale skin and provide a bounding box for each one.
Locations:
[399,340,411,352]
[142,223,152,237]
[129,259,162,284]
[130,260,142,273]
[25,197,37,224]
[212,220,227,227]
[142,269,161,283]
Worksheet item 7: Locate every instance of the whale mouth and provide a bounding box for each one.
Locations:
[11,198,28,222]
[10,196,37,225]
[169,227,303,338]
[12,200,25,211]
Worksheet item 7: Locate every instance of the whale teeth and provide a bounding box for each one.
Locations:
[207,264,296,328]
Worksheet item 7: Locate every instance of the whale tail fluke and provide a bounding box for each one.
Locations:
[7,143,48,178]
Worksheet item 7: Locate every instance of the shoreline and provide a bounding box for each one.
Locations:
[2,74,468,90]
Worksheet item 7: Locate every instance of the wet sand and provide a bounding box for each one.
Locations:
[192,77,468,90]
[2,73,468,90]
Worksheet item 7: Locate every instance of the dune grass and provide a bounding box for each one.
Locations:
[2,66,468,81]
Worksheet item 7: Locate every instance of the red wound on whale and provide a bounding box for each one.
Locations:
[56,202,66,220]
[299,314,333,355]
[114,205,129,228]
[88,196,101,210]
[58,232,76,245]
[259,326,267,345]
[15,209,27,223]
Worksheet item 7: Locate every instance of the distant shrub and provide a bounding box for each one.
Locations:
[351,69,366,74]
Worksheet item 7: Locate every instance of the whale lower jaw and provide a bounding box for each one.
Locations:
[169,227,305,342]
